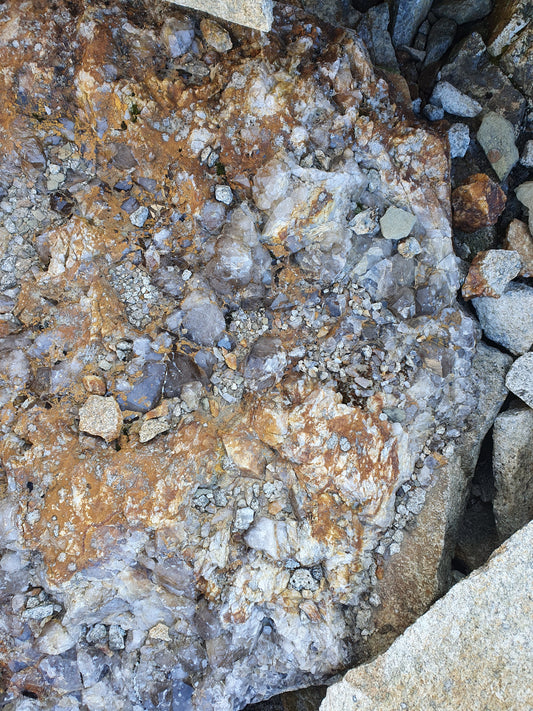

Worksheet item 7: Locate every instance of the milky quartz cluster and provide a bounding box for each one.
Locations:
[0,1,478,709]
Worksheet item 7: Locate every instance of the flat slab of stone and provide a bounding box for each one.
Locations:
[164,0,273,31]
[321,521,533,711]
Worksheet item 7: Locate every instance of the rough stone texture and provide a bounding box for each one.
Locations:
[451,173,506,233]
[492,407,533,541]
[448,123,470,159]
[522,140,533,168]
[357,3,399,74]
[379,206,416,240]
[78,395,123,442]
[433,0,492,24]
[165,0,273,31]
[473,283,533,355]
[461,249,521,300]
[200,18,233,53]
[439,33,526,128]
[477,112,520,182]
[503,219,533,277]
[359,342,511,659]
[391,0,433,47]
[516,181,533,234]
[505,352,533,408]
[487,0,531,57]
[430,81,482,118]
[423,18,457,67]
[321,521,533,711]
[0,2,481,710]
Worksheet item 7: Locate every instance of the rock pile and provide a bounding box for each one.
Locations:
[0,1,531,711]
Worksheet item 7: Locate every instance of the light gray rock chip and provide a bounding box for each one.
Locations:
[493,406,533,541]
[130,206,149,228]
[448,123,470,158]
[477,111,519,181]
[430,81,482,117]
[79,395,123,442]
[505,352,533,408]
[215,185,233,205]
[379,206,416,240]
[321,521,533,711]
[472,283,533,355]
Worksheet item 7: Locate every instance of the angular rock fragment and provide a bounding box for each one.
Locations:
[515,181,533,233]
[477,112,519,181]
[391,0,433,47]
[357,4,399,73]
[322,521,533,711]
[448,123,470,158]
[439,34,526,128]
[139,417,170,443]
[165,0,273,31]
[493,407,533,540]
[452,173,506,233]
[505,352,533,409]
[379,206,416,240]
[503,219,533,277]
[78,395,123,442]
[472,283,533,355]
[430,81,482,118]
[200,18,232,53]
[461,249,521,300]
[423,17,457,67]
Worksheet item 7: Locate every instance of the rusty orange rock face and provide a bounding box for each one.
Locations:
[0,1,480,709]
[452,173,507,233]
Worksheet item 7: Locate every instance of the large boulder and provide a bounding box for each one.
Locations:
[0,2,481,710]
[321,521,533,711]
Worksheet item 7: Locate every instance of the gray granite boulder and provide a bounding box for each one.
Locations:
[321,520,533,711]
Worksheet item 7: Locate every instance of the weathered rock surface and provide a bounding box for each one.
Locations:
[461,249,521,300]
[78,395,124,442]
[493,406,533,541]
[359,341,511,658]
[321,520,533,711]
[503,219,533,277]
[430,81,482,118]
[505,352,533,408]
[472,283,533,355]
[516,181,533,234]
[451,173,506,233]
[477,112,519,182]
[0,1,481,710]
[165,0,273,31]
[439,33,526,128]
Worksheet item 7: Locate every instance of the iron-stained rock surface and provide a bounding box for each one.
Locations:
[0,1,479,710]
